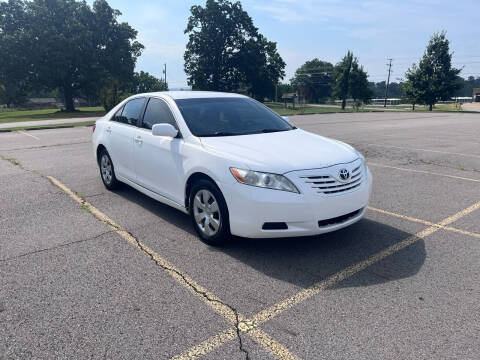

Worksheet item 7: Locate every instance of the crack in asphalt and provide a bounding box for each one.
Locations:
[0,154,251,359]
[0,231,113,263]
[123,228,251,360]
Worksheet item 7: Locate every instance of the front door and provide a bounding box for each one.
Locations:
[134,97,185,205]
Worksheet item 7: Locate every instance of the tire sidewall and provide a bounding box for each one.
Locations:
[189,179,230,245]
[99,149,118,190]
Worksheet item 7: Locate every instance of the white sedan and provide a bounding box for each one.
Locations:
[92,91,372,245]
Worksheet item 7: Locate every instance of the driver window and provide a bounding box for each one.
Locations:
[142,98,178,130]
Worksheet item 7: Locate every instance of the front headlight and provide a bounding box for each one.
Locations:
[230,168,299,193]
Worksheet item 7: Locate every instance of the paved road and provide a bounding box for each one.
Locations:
[0,117,100,129]
[1,112,479,359]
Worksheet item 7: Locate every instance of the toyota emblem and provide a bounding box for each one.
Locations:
[339,168,350,181]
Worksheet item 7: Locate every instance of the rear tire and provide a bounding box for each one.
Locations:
[189,179,230,246]
[98,149,119,190]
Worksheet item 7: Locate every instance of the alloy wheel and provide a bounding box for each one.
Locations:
[193,189,221,236]
[101,154,113,185]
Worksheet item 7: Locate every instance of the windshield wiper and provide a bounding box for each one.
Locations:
[259,128,291,133]
[198,131,240,137]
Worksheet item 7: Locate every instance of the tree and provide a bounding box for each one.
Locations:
[332,51,353,110]
[0,0,32,107]
[132,71,168,94]
[236,35,285,100]
[403,64,422,110]
[184,0,285,99]
[349,61,372,105]
[92,0,143,110]
[332,51,371,109]
[290,59,334,103]
[408,31,462,111]
[18,0,143,111]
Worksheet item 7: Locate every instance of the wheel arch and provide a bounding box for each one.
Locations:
[96,144,108,165]
[185,172,223,212]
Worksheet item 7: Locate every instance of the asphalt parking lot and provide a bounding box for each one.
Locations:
[1,111,479,359]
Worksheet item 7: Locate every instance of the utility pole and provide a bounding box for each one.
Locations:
[163,63,167,87]
[384,58,393,107]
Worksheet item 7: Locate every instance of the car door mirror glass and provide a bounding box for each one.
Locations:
[152,123,178,138]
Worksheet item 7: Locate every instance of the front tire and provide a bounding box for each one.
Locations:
[189,179,230,245]
[99,149,119,190]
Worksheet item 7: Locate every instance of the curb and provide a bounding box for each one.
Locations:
[0,124,94,133]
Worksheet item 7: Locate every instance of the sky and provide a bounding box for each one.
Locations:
[91,0,480,88]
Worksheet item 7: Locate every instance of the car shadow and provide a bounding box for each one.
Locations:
[113,184,425,290]
[219,220,426,290]
[113,183,197,236]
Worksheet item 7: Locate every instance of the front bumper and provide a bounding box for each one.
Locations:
[221,167,372,238]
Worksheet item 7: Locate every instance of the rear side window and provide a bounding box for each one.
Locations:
[142,98,178,130]
[111,106,126,123]
[120,98,146,126]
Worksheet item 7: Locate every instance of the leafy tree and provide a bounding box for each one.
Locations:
[408,31,462,111]
[184,0,285,99]
[98,79,129,112]
[290,59,334,103]
[276,82,294,102]
[131,71,168,94]
[332,51,371,109]
[0,0,32,107]
[403,64,422,110]
[8,0,144,112]
[92,0,143,109]
[236,35,285,100]
[332,51,353,109]
[349,61,372,104]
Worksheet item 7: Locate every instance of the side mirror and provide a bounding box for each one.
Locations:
[152,123,178,138]
[282,116,290,123]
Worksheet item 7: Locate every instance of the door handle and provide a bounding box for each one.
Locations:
[134,136,143,144]
[105,127,112,134]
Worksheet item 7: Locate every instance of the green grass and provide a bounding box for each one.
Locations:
[364,103,465,112]
[270,102,467,115]
[0,120,95,132]
[0,107,105,124]
[267,103,377,116]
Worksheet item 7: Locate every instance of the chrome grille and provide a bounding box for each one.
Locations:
[301,164,363,195]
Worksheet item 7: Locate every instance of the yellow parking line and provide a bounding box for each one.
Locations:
[18,130,40,140]
[251,201,480,326]
[247,328,299,360]
[368,143,480,158]
[176,201,480,358]
[368,162,480,183]
[47,176,239,323]
[367,206,480,239]
[47,176,298,360]
[172,328,238,360]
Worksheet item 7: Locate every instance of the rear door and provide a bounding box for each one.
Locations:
[108,97,146,181]
[134,97,185,205]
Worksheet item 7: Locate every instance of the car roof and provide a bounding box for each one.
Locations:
[136,91,248,100]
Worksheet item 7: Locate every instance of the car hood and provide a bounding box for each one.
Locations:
[199,129,359,174]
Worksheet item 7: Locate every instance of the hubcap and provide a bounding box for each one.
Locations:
[193,189,221,236]
[101,154,113,185]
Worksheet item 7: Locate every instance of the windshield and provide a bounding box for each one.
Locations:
[175,97,294,137]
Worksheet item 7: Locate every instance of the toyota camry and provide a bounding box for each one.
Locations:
[92,91,372,245]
